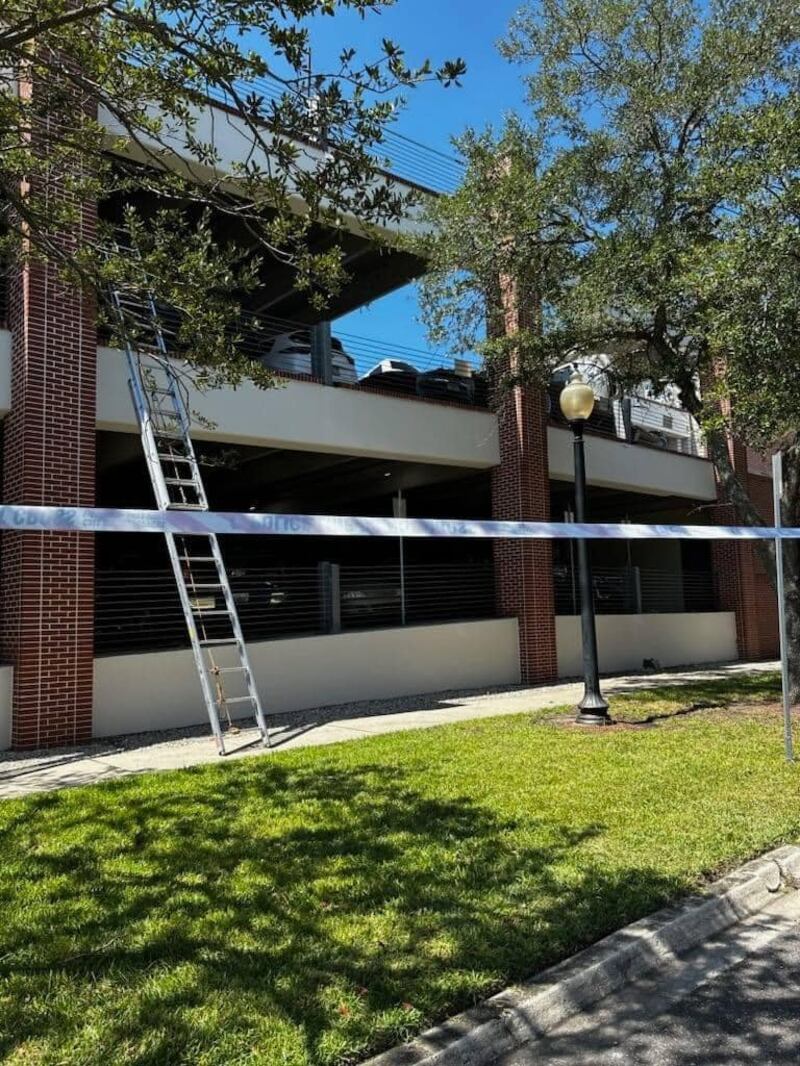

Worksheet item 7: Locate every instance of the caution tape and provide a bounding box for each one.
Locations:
[0,504,795,540]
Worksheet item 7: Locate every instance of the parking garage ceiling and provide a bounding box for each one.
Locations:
[97,432,490,517]
[100,189,425,325]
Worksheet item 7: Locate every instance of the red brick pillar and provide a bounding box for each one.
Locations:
[1,95,97,749]
[744,471,780,658]
[711,444,778,662]
[490,281,558,685]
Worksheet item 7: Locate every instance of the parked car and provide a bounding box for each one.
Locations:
[188,568,287,615]
[257,330,358,384]
[632,426,669,449]
[359,358,420,396]
[416,367,475,404]
[341,583,402,625]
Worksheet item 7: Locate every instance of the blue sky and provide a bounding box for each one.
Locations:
[308,0,528,354]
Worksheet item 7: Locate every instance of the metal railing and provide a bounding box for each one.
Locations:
[619,395,706,456]
[237,309,482,380]
[95,561,497,654]
[548,386,706,457]
[95,567,323,653]
[101,298,490,409]
[99,291,712,428]
[207,74,465,195]
[340,562,495,631]
[554,564,717,616]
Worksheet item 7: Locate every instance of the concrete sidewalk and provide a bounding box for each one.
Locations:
[496,886,800,1066]
[0,660,778,799]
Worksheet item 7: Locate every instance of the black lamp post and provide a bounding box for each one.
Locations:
[559,372,611,725]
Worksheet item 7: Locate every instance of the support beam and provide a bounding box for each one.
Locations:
[490,277,558,685]
[311,321,333,386]
[1,73,97,748]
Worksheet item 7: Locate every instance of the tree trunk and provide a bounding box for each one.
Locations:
[641,361,800,694]
[680,383,799,688]
[703,426,777,585]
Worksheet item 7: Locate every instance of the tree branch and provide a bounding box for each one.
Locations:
[0,1,116,49]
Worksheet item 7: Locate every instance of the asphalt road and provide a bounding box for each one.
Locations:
[496,891,800,1066]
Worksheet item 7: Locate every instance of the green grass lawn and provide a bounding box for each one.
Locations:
[1,671,798,1066]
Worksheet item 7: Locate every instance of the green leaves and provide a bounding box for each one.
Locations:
[417,118,580,381]
[0,0,465,389]
[423,0,800,449]
[498,0,800,419]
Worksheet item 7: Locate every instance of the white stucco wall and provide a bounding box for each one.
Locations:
[549,425,716,500]
[97,346,500,468]
[93,617,521,738]
[0,337,713,493]
[556,611,738,678]
[98,101,428,239]
[3,327,720,500]
[0,665,14,751]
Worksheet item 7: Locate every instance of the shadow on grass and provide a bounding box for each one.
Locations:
[629,700,725,726]
[0,758,687,1066]
[608,672,781,705]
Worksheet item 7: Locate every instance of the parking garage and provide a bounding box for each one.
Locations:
[95,429,721,657]
[95,431,496,654]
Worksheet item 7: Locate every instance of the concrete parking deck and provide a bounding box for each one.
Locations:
[0,661,778,799]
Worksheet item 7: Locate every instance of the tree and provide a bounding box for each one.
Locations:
[0,0,465,386]
[418,0,800,691]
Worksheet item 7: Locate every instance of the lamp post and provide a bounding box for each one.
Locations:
[559,371,611,725]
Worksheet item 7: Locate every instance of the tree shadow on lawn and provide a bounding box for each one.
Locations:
[0,759,687,1066]
[609,672,780,708]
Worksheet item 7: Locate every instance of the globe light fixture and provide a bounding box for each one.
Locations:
[559,369,611,725]
[559,370,596,423]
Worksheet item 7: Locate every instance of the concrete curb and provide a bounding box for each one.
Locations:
[362,844,800,1066]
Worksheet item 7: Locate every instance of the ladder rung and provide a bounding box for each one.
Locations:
[113,285,269,750]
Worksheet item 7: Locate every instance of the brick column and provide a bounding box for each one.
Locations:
[1,88,97,749]
[711,444,778,662]
[490,280,557,685]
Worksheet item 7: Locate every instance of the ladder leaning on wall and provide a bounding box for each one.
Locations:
[107,282,271,756]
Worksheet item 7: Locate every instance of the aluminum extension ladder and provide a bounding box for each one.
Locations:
[107,283,270,755]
